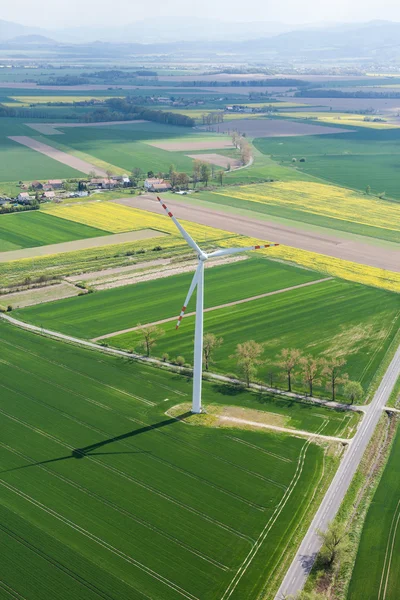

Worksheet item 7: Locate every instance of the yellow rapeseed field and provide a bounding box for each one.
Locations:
[279,111,400,129]
[218,236,400,293]
[42,202,230,242]
[215,181,400,234]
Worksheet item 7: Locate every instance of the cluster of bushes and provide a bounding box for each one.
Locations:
[0,203,39,215]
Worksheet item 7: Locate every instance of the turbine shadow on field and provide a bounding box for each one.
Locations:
[1,415,190,473]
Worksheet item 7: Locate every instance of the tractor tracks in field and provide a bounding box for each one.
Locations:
[92,277,333,341]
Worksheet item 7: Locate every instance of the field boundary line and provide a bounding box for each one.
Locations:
[92,277,333,341]
[218,416,351,443]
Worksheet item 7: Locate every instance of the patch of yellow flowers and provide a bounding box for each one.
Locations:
[219,236,400,294]
[215,181,400,234]
[279,112,400,129]
[42,201,230,242]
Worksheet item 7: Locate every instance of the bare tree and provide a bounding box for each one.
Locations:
[277,348,302,392]
[137,323,164,357]
[217,170,225,186]
[203,333,223,371]
[106,169,113,189]
[177,172,189,189]
[192,160,202,188]
[231,340,264,387]
[321,357,349,401]
[300,355,321,397]
[200,163,211,186]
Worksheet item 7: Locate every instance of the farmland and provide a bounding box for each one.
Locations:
[0,319,339,600]
[0,211,107,252]
[347,423,400,600]
[279,112,400,129]
[14,256,321,338]
[254,127,400,201]
[210,181,400,243]
[14,258,400,397]
[106,277,400,396]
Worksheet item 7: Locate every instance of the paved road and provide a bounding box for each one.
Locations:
[275,343,400,599]
[114,196,400,272]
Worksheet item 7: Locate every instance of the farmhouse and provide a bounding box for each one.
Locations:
[144,177,172,192]
[41,191,55,200]
[90,178,118,189]
[48,179,63,189]
[31,180,43,190]
[17,192,31,202]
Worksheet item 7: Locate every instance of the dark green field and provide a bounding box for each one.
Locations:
[254,128,400,200]
[0,320,339,600]
[15,256,320,338]
[0,211,107,252]
[348,423,400,600]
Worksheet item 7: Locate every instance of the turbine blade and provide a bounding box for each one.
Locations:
[208,243,279,259]
[176,263,201,329]
[157,197,203,255]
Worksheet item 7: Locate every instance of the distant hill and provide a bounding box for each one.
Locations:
[1,18,400,60]
[0,19,50,41]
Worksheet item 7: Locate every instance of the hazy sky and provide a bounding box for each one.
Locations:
[2,0,400,28]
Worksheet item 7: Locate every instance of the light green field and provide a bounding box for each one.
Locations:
[15,258,400,397]
[0,211,107,252]
[348,423,400,599]
[0,320,337,600]
[15,257,320,337]
[254,128,400,201]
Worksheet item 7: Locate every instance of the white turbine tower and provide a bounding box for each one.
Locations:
[157,197,279,414]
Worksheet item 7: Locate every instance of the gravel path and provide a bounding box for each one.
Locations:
[218,416,351,443]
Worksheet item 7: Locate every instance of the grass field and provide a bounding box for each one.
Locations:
[0,320,337,600]
[210,181,400,243]
[15,258,400,396]
[107,277,400,396]
[0,211,107,252]
[347,423,400,599]
[15,256,320,338]
[254,128,400,200]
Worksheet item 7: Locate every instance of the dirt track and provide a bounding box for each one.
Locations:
[8,136,107,176]
[187,153,241,168]
[147,140,234,151]
[115,196,400,272]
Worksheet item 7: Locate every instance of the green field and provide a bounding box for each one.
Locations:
[38,122,199,175]
[0,211,107,252]
[348,423,400,599]
[15,257,321,337]
[15,257,400,396]
[0,320,338,600]
[254,128,400,201]
[108,278,400,396]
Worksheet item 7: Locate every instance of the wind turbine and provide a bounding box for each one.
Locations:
[157,197,279,414]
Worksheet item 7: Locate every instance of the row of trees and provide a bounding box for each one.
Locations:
[231,132,252,165]
[135,326,363,403]
[201,112,224,125]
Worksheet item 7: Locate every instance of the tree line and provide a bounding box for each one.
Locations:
[134,326,363,403]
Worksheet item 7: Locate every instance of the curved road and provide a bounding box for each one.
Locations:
[115,196,400,272]
[275,343,400,599]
